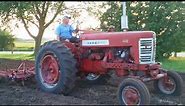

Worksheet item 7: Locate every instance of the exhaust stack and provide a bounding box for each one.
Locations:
[121,2,128,31]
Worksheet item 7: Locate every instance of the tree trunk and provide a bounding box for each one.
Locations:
[174,52,177,57]
[34,30,44,56]
[34,37,41,56]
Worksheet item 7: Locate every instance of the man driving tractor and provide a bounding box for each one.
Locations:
[55,16,80,43]
[55,16,103,43]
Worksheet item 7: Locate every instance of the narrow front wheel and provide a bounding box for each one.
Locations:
[118,78,150,105]
[153,70,183,96]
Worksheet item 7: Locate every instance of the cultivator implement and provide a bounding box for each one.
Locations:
[0,61,35,82]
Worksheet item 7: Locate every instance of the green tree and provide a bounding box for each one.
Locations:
[100,1,185,60]
[0,30,15,50]
[0,1,66,55]
[0,1,99,55]
[100,1,122,31]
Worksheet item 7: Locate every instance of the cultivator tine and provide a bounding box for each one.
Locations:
[0,61,35,84]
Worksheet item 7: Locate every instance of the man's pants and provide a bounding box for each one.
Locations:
[59,36,80,43]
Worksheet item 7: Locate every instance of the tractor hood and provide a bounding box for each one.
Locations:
[80,31,156,47]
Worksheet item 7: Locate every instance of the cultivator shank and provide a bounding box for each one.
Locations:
[0,61,35,82]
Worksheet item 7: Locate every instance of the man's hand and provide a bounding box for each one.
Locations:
[57,36,60,41]
[75,27,79,33]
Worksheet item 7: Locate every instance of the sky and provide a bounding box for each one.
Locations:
[11,2,104,40]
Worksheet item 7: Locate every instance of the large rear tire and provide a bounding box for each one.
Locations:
[118,78,150,105]
[153,70,183,96]
[35,40,78,95]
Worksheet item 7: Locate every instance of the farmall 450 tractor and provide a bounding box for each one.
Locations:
[35,31,183,105]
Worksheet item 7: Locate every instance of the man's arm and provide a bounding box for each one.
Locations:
[69,25,79,34]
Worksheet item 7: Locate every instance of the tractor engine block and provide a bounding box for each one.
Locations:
[82,48,131,63]
[113,48,130,62]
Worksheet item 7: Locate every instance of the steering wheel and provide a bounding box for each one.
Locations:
[71,20,82,38]
[71,20,101,38]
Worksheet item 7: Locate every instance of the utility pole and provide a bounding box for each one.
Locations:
[121,2,128,31]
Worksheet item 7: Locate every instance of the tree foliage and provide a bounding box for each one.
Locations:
[0,1,66,55]
[0,1,99,55]
[100,1,122,32]
[0,29,15,50]
[100,1,185,60]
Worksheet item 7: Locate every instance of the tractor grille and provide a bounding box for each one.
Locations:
[139,37,155,64]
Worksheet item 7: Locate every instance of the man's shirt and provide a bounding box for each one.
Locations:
[55,24,75,39]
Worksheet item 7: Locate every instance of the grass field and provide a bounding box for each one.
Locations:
[162,57,185,72]
[0,54,184,72]
[0,54,34,61]
[13,39,35,51]
[13,39,48,51]
[14,40,34,51]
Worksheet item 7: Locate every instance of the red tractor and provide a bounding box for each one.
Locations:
[35,31,183,105]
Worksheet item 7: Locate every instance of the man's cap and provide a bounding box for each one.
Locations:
[63,16,71,19]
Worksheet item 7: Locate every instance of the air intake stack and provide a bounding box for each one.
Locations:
[121,2,128,31]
